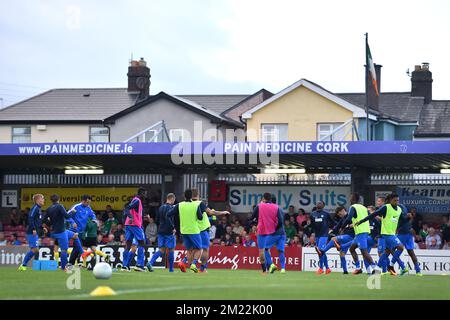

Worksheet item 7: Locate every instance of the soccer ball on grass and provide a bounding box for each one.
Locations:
[93,262,112,280]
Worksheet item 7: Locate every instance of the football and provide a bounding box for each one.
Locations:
[93,262,113,280]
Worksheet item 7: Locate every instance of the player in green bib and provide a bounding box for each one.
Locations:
[191,188,230,273]
[340,193,381,274]
[80,217,109,268]
[167,189,204,273]
[356,193,408,276]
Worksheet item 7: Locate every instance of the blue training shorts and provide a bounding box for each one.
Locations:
[353,233,369,250]
[265,234,286,251]
[199,230,210,249]
[158,234,176,249]
[26,234,39,249]
[125,225,145,242]
[366,235,377,250]
[397,233,414,250]
[182,234,202,250]
[377,237,386,253]
[257,235,268,249]
[382,235,402,250]
[336,234,353,244]
[317,237,328,251]
[51,231,69,250]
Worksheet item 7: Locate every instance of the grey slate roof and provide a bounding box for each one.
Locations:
[415,101,450,136]
[0,88,249,123]
[337,92,424,123]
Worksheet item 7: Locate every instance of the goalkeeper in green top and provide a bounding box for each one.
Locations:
[355,192,408,276]
[80,217,109,268]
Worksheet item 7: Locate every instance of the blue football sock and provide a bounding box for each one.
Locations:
[73,238,84,254]
[319,255,324,269]
[149,250,162,267]
[264,250,271,268]
[340,256,348,273]
[127,252,136,267]
[22,250,35,266]
[137,246,145,267]
[192,258,198,265]
[355,259,361,269]
[60,251,68,269]
[200,262,208,271]
[182,256,188,264]
[168,251,175,272]
[323,253,329,269]
[363,259,370,273]
[415,262,421,273]
[279,252,286,269]
[123,250,129,267]
[393,249,405,270]
[323,240,335,253]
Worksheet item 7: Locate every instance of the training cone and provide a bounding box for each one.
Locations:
[90,286,116,297]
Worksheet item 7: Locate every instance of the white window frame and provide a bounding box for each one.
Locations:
[261,124,288,142]
[317,122,344,141]
[12,126,31,143]
[169,129,188,142]
[89,126,109,143]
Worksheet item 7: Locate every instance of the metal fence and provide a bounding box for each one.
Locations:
[371,173,450,185]
[2,174,162,186]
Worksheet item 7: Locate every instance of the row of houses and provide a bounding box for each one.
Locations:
[0,58,449,143]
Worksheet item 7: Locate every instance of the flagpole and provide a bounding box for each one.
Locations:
[365,33,369,141]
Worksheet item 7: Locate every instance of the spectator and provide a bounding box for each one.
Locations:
[243,233,256,247]
[109,223,118,236]
[106,234,120,245]
[9,208,21,227]
[443,241,450,250]
[285,205,297,220]
[209,223,217,241]
[145,217,157,245]
[440,215,449,235]
[442,219,450,246]
[289,215,299,232]
[425,228,441,249]
[419,223,429,240]
[119,233,126,245]
[225,225,234,237]
[220,240,226,246]
[284,220,297,240]
[9,233,22,245]
[411,208,422,234]
[249,224,258,243]
[215,216,229,239]
[305,234,316,247]
[97,233,105,245]
[223,233,234,246]
[232,220,244,236]
[234,235,242,246]
[103,212,118,235]
[114,223,125,241]
[290,235,302,247]
[102,205,116,222]
[296,209,308,228]
[302,215,313,237]
[20,207,30,227]
[0,232,7,246]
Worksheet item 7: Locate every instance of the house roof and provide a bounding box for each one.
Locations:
[414,101,450,136]
[338,92,424,123]
[242,79,378,120]
[0,88,248,126]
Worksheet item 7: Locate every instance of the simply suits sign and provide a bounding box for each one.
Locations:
[229,185,351,212]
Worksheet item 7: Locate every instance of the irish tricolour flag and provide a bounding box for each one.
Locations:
[367,42,379,96]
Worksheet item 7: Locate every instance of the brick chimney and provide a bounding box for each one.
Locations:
[127,57,151,99]
[411,63,432,104]
[365,63,382,110]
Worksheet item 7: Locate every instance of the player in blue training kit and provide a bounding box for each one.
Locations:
[262,195,287,273]
[18,194,45,271]
[147,193,176,272]
[42,194,76,270]
[318,206,355,274]
[311,201,336,275]
[66,195,96,266]
[397,203,422,276]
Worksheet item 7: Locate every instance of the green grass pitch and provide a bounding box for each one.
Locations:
[0,267,449,300]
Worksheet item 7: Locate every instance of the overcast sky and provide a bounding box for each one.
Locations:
[1,0,449,107]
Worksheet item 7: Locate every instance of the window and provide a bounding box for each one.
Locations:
[261,124,288,141]
[12,127,31,143]
[90,127,109,143]
[144,129,158,142]
[317,123,345,141]
[170,129,188,142]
